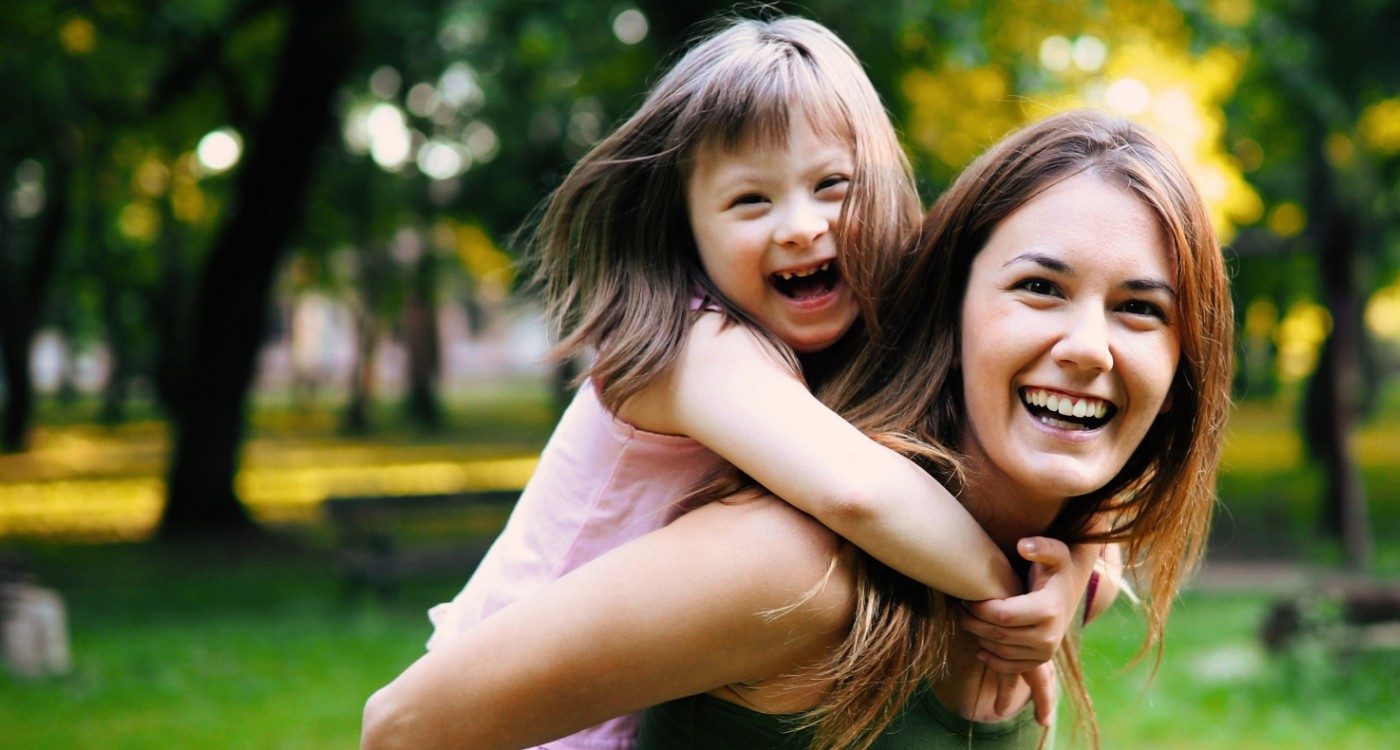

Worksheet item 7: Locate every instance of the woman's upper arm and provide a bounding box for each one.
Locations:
[361,497,852,750]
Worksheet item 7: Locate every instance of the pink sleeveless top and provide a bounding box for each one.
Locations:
[427,380,724,750]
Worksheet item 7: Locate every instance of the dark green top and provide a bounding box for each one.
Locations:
[636,684,1044,750]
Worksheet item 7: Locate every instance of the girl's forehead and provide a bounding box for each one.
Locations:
[691,110,853,163]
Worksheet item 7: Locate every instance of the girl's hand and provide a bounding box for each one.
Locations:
[957,537,1090,726]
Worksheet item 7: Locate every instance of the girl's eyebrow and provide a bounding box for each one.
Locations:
[1002,252,1177,297]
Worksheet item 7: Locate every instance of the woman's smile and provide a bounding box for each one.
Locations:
[959,171,1180,506]
[1018,387,1116,431]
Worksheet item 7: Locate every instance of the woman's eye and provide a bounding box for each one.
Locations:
[1016,278,1060,297]
[1120,299,1168,321]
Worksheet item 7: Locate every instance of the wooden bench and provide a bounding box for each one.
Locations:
[1261,580,1400,652]
[324,491,519,599]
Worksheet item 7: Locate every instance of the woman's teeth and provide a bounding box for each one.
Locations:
[1039,415,1086,431]
[1021,388,1110,419]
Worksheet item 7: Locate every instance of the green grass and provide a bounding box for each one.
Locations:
[1,541,458,750]
[3,543,1396,749]
[1072,592,1400,749]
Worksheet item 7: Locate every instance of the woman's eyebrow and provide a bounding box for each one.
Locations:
[1002,252,1071,274]
[1003,252,1178,297]
[1123,278,1178,298]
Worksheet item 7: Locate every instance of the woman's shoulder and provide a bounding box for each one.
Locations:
[678,495,857,629]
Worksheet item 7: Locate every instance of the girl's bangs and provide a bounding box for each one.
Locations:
[684,53,854,157]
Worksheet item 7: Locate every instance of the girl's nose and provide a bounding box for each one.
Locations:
[1051,307,1113,374]
[773,200,828,248]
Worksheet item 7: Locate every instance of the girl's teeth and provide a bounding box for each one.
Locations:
[1046,394,1060,412]
[777,262,831,281]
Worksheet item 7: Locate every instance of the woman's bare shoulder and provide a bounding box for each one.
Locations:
[678,495,857,631]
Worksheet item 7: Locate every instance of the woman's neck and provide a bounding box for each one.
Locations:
[956,461,1067,562]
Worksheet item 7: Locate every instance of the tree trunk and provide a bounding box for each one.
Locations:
[150,215,188,417]
[160,0,356,539]
[1302,133,1372,573]
[0,149,69,453]
[403,247,441,430]
[342,308,378,434]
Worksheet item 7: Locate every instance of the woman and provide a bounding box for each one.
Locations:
[362,110,1233,750]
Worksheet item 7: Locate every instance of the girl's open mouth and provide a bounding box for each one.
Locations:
[771,261,839,301]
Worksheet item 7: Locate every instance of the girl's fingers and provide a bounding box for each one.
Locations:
[964,595,1058,628]
[957,614,1056,656]
[1018,536,1072,569]
[976,649,1047,674]
[975,639,1052,662]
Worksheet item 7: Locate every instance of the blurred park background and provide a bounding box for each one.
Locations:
[1,0,1397,747]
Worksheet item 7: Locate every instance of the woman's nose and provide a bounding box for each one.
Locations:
[1052,307,1114,373]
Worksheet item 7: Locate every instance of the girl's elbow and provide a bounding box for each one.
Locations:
[361,685,418,750]
[820,486,879,531]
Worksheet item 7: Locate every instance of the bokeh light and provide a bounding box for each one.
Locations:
[1072,35,1107,72]
[1275,302,1331,383]
[462,121,499,163]
[417,139,471,180]
[366,103,412,170]
[1106,77,1152,115]
[1040,36,1073,71]
[195,128,243,174]
[613,8,648,45]
[59,16,96,55]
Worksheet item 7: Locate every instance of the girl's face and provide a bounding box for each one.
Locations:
[958,172,1181,509]
[686,116,858,353]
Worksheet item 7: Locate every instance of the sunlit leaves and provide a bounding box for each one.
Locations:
[1358,98,1400,155]
[899,0,1259,240]
[59,16,96,55]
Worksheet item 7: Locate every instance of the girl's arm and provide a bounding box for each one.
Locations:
[619,314,1020,601]
[361,497,854,750]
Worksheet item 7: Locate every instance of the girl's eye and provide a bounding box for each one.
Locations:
[1015,278,1060,297]
[730,193,767,208]
[1119,299,1168,321]
[817,175,850,193]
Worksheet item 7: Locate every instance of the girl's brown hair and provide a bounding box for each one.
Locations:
[527,16,920,410]
[790,110,1233,749]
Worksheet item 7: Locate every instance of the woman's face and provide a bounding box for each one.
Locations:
[958,172,1180,508]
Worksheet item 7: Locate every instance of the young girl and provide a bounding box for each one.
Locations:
[420,17,1094,749]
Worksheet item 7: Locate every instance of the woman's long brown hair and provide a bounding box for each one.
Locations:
[694,110,1234,750]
